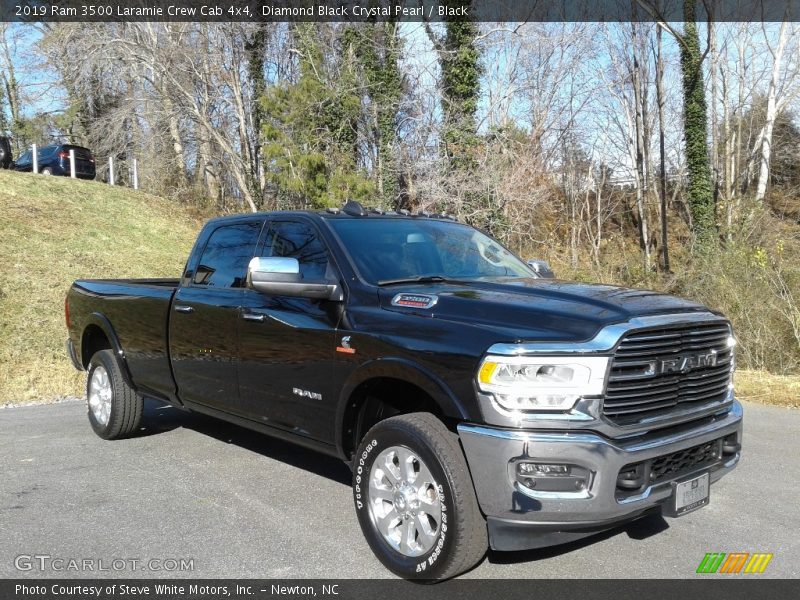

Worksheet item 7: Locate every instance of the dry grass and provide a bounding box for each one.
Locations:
[735,369,800,408]
[0,170,201,403]
[2,169,798,409]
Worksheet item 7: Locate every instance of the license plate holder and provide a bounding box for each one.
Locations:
[666,472,710,517]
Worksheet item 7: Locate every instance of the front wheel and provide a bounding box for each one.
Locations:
[87,350,143,439]
[41,167,53,176]
[353,413,488,580]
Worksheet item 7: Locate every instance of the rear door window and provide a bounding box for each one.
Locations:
[193,221,263,288]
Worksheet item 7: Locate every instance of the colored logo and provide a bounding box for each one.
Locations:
[696,552,773,574]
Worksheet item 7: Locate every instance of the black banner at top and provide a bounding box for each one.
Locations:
[4,0,800,23]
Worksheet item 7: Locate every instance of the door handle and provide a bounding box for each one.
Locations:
[174,305,194,314]
[242,312,266,322]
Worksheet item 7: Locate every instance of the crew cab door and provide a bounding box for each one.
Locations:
[169,219,264,413]
[237,218,343,443]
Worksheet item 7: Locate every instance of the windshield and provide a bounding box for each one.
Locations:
[328,218,533,285]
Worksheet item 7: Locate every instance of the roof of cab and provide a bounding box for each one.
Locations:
[203,200,459,226]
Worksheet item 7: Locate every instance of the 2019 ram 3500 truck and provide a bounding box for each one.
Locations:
[65,201,743,579]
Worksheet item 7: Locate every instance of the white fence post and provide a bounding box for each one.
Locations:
[109,156,115,185]
[32,143,38,174]
[69,149,76,178]
[133,158,139,190]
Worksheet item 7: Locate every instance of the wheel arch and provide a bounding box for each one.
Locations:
[80,313,136,390]
[336,358,470,460]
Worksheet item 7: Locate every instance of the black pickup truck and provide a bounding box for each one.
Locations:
[66,201,742,579]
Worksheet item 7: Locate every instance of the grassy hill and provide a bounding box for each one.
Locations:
[0,171,202,403]
[0,169,796,407]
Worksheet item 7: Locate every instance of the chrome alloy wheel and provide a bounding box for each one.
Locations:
[88,365,112,426]
[368,445,442,557]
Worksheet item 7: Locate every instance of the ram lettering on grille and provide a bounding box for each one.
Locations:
[603,322,733,425]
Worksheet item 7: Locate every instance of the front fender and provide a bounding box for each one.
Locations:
[334,357,471,458]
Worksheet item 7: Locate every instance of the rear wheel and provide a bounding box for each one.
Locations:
[41,167,52,176]
[87,350,143,440]
[353,413,487,580]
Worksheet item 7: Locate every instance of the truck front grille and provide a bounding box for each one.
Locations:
[603,321,733,425]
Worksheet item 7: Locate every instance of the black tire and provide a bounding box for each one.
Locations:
[86,350,144,440]
[41,167,52,176]
[353,413,488,580]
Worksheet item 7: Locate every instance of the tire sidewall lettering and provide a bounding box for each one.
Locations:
[417,483,448,571]
[354,439,377,511]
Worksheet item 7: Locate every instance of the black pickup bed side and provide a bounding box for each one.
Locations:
[67,279,179,402]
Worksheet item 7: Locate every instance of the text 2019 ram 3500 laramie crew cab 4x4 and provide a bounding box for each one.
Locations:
[66,201,742,579]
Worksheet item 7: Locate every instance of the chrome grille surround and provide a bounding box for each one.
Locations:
[603,321,734,426]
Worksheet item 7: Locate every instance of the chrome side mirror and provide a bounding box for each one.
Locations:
[527,259,555,278]
[247,257,343,301]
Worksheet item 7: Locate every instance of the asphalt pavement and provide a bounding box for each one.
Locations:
[0,399,797,579]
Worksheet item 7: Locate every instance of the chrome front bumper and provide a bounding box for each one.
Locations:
[458,401,743,551]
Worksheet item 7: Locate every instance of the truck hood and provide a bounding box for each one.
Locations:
[378,278,713,344]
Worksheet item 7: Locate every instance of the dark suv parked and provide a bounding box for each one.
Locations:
[13,143,96,180]
[0,136,12,169]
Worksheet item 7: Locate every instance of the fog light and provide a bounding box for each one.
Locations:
[519,462,570,475]
[516,462,590,493]
[722,433,741,454]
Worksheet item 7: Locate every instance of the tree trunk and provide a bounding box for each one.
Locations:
[160,92,188,187]
[631,22,651,271]
[0,25,22,136]
[679,3,715,247]
[246,22,269,202]
[755,19,788,203]
[734,30,745,201]
[709,19,719,214]
[656,26,670,272]
[197,137,222,204]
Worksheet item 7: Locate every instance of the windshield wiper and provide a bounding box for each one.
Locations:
[377,275,462,286]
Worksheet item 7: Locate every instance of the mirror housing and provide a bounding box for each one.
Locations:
[247,257,343,301]
[527,259,555,278]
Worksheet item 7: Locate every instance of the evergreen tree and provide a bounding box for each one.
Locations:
[344,21,404,209]
[246,22,270,202]
[679,2,716,247]
[440,1,482,170]
[431,1,507,234]
[261,24,373,208]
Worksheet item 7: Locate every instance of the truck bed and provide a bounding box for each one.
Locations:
[76,278,181,287]
[67,278,180,402]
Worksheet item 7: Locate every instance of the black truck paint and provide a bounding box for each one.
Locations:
[66,207,743,579]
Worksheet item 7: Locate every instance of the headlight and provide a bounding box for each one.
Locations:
[476,355,609,412]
